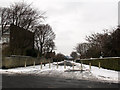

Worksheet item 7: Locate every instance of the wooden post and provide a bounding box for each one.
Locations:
[41,62,42,69]
[81,61,83,70]
[25,60,26,67]
[72,63,74,70]
[33,61,35,66]
[44,59,45,66]
[57,61,58,69]
[89,63,91,70]
[64,61,66,69]
[99,62,101,69]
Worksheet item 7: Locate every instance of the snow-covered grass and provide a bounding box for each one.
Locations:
[0,60,119,83]
[83,64,119,83]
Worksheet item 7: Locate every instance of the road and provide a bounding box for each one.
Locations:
[1,74,119,88]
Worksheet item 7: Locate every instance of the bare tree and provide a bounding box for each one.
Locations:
[75,43,90,58]
[0,1,45,33]
[34,24,55,57]
[70,51,78,60]
[44,39,55,53]
[53,53,65,62]
[85,30,112,57]
[0,7,11,35]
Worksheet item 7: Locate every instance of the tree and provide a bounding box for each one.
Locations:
[70,51,78,60]
[53,53,65,62]
[85,30,112,57]
[75,26,120,58]
[105,27,120,56]
[0,7,11,35]
[44,39,55,53]
[0,1,45,34]
[34,24,55,57]
[75,43,90,58]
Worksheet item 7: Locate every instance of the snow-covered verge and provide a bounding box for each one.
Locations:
[0,60,119,83]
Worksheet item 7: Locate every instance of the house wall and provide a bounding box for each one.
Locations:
[9,24,34,55]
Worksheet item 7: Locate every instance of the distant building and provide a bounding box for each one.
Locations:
[65,56,73,60]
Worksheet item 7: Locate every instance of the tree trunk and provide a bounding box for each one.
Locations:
[40,43,43,56]
[37,47,40,58]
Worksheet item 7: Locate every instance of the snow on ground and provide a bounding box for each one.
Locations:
[0,60,119,83]
[83,64,119,83]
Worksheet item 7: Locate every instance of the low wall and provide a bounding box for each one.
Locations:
[81,58,120,71]
[2,56,52,69]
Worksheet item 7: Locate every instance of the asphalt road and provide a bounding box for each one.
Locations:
[1,74,119,88]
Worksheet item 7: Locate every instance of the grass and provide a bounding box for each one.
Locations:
[78,58,120,71]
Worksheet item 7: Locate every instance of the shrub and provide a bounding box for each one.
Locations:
[53,53,65,62]
[25,49,37,57]
[80,58,120,71]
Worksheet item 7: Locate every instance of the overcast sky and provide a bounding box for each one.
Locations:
[0,0,119,55]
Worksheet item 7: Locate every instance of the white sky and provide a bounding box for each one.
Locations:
[0,0,119,56]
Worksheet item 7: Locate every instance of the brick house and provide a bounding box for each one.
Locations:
[2,24,34,55]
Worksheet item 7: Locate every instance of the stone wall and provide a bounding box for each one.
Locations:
[2,56,52,69]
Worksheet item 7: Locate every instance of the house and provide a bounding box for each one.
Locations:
[1,24,34,55]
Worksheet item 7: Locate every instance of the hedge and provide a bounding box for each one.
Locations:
[77,58,120,71]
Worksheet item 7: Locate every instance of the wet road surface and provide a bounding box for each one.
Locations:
[1,74,119,88]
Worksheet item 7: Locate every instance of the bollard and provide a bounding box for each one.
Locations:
[25,61,26,67]
[64,61,66,69]
[41,62,42,69]
[81,61,83,70]
[52,59,54,65]
[72,63,74,70]
[89,63,91,70]
[99,62,101,69]
[57,61,58,69]
[33,61,35,66]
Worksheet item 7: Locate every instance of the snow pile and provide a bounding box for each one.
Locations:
[0,60,119,83]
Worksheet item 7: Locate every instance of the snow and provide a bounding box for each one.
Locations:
[0,60,119,83]
[83,64,119,83]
